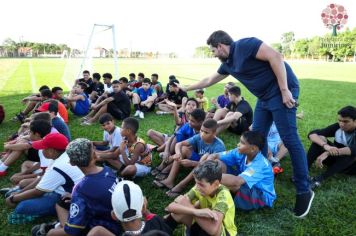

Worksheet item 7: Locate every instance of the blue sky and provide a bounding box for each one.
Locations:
[1,0,355,56]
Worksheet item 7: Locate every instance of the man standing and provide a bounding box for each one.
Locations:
[182,30,313,217]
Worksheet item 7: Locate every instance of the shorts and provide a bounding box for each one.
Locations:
[107,102,128,120]
[228,117,250,135]
[139,104,155,112]
[234,184,270,210]
[268,141,281,157]
[27,148,40,162]
[119,155,151,177]
[72,105,88,116]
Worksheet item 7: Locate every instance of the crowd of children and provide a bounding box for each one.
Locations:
[1,69,355,235]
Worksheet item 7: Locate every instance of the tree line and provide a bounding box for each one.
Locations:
[195,27,356,62]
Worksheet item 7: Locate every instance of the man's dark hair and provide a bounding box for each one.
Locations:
[242,131,265,150]
[151,73,158,79]
[142,78,151,84]
[99,113,114,124]
[122,117,139,134]
[92,72,101,81]
[77,82,88,90]
[190,108,206,123]
[103,73,113,79]
[33,112,51,122]
[39,85,50,92]
[202,119,218,131]
[41,89,53,98]
[228,86,241,97]
[168,79,179,87]
[48,101,58,115]
[51,86,63,93]
[193,160,222,183]
[169,75,176,80]
[338,106,356,120]
[30,120,52,138]
[207,30,234,47]
[186,98,199,108]
[138,72,145,78]
[83,70,90,74]
[129,73,136,78]
[119,77,129,83]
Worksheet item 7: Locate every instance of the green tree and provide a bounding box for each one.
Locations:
[280,32,295,57]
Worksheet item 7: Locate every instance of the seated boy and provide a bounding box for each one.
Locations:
[150,109,205,181]
[87,180,173,236]
[154,119,225,196]
[103,117,152,179]
[45,138,122,236]
[67,82,90,116]
[195,89,209,112]
[0,119,52,176]
[103,73,113,93]
[307,105,356,189]
[51,86,68,108]
[206,131,276,210]
[165,160,237,236]
[209,82,235,114]
[151,73,164,97]
[89,72,104,102]
[76,70,94,96]
[82,80,131,125]
[127,72,137,90]
[132,78,157,119]
[36,99,69,124]
[12,85,50,123]
[213,86,253,135]
[93,113,122,159]
[156,79,188,114]
[5,133,84,223]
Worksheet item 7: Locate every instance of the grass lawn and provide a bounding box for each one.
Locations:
[0,58,355,235]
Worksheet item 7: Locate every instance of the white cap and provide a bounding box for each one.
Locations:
[111,180,144,222]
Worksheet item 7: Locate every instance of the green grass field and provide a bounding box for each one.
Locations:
[0,58,355,235]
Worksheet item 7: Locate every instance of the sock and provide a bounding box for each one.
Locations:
[0,163,8,172]
[134,104,140,111]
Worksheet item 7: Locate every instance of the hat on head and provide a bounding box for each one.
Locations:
[66,138,92,167]
[112,180,144,222]
[36,102,50,112]
[32,133,69,150]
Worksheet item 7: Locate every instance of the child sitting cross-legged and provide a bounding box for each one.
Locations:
[204,131,276,211]
[165,160,237,236]
[154,119,226,198]
[99,117,152,179]
[66,82,90,116]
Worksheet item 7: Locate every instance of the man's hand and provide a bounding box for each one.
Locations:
[323,145,339,156]
[174,82,187,92]
[281,89,296,108]
[316,152,329,168]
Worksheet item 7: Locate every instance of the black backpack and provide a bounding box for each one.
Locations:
[0,105,4,124]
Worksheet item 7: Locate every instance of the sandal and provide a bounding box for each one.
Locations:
[155,172,169,181]
[153,180,171,190]
[150,167,162,176]
[166,189,183,198]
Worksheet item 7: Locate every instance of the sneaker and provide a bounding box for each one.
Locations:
[5,186,21,198]
[31,221,58,236]
[16,113,25,124]
[273,166,284,175]
[134,110,140,117]
[294,190,315,218]
[0,187,11,195]
[0,170,7,177]
[139,111,144,119]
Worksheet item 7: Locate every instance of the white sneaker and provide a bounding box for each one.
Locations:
[134,110,140,117]
[139,111,144,119]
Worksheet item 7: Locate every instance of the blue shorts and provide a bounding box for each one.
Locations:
[72,103,89,116]
[268,141,281,157]
[234,184,269,211]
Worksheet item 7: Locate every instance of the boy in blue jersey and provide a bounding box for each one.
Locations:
[46,138,122,236]
[67,82,90,116]
[151,109,206,181]
[132,78,157,119]
[154,119,226,197]
[205,131,276,210]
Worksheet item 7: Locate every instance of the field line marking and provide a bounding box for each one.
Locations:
[29,61,37,93]
[0,61,21,93]
[61,59,72,90]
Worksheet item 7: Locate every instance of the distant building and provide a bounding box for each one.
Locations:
[18,47,33,57]
[93,47,108,58]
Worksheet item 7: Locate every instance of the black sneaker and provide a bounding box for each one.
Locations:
[31,221,57,236]
[16,113,25,124]
[294,190,315,218]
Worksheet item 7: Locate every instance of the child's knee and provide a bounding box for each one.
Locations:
[122,165,137,176]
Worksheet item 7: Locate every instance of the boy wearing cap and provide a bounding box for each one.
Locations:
[165,160,237,236]
[5,133,84,223]
[87,180,173,236]
[46,138,122,236]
